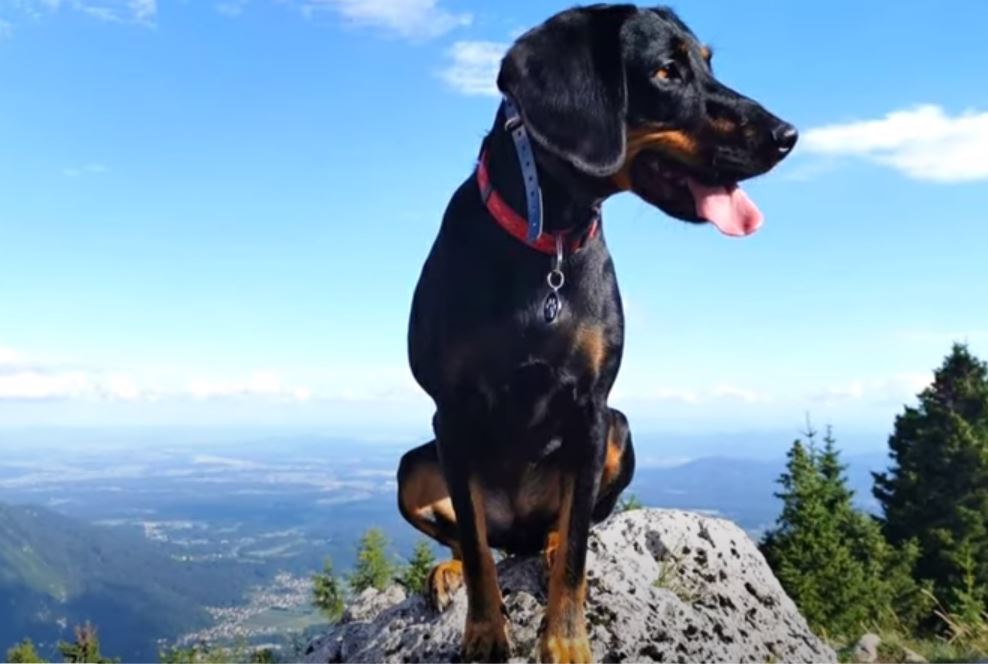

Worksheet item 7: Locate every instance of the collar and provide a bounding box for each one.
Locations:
[475,97,600,257]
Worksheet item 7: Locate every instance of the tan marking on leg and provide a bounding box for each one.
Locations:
[540,476,591,664]
[462,477,511,662]
[544,530,560,572]
[601,425,624,488]
[573,325,606,376]
[427,558,464,611]
[399,456,457,545]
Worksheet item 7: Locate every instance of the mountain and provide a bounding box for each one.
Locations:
[628,453,887,535]
[0,502,264,661]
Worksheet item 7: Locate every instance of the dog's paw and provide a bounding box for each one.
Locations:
[462,613,511,662]
[427,559,463,612]
[539,631,592,664]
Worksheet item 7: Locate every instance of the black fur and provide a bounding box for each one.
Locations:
[398,5,796,661]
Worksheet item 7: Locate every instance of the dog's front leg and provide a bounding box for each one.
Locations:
[436,410,511,663]
[540,398,606,664]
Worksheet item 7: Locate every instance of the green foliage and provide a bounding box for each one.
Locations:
[159,641,277,663]
[761,424,928,639]
[57,623,117,663]
[873,343,988,619]
[0,501,250,661]
[617,493,644,512]
[349,528,396,593]
[6,638,45,663]
[400,540,436,595]
[311,558,345,623]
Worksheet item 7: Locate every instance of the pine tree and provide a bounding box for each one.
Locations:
[311,557,345,622]
[762,427,927,637]
[873,343,988,617]
[57,623,115,664]
[401,540,436,595]
[350,528,396,593]
[6,639,45,663]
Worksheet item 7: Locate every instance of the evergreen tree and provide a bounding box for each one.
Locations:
[57,623,115,664]
[311,557,345,622]
[6,639,45,663]
[762,427,927,637]
[401,540,436,595]
[350,528,396,593]
[873,343,988,618]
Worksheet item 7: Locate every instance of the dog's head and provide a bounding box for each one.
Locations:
[497,4,797,236]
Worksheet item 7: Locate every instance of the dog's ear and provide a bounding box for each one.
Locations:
[497,6,633,177]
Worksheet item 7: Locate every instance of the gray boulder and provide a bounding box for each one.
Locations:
[304,509,835,663]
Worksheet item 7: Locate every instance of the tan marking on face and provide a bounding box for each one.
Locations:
[573,325,606,375]
[612,127,702,190]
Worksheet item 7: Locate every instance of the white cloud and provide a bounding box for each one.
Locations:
[709,384,773,404]
[439,40,505,96]
[613,383,773,405]
[185,371,311,402]
[0,18,13,38]
[802,105,988,182]
[298,0,471,40]
[128,0,154,22]
[63,162,108,177]
[809,372,932,405]
[6,0,155,24]
[0,346,25,367]
[216,0,247,17]
[0,370,92,400]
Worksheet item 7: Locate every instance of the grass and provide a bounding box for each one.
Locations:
[834,594,988,663]
[652,539,702,605]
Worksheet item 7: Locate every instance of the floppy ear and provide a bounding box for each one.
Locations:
[497,6,633,177]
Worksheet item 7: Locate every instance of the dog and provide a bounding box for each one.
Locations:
[397,5,796,662]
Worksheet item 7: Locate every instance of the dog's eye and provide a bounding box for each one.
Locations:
[653,63,681,82]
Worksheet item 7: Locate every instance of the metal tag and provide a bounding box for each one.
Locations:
[543,291,560,323]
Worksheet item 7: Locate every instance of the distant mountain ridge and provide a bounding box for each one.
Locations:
[0,501,259,661]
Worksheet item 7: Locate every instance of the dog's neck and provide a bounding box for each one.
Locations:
[484,108,611,235]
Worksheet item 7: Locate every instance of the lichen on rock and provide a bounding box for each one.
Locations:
[304,509,836,663]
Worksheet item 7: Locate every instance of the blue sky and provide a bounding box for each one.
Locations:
[1,0,987,444]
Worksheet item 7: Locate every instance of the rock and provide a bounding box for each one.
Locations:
[341,586,407,623]
[304,509,836,663]
[852,633,882,663]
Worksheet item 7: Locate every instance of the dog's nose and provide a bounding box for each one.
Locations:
[771,122,799,156]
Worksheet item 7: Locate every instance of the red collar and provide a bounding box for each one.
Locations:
[476,150,599,256]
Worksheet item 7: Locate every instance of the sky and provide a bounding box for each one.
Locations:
[1,0,987,446]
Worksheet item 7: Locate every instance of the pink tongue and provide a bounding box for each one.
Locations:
[686,178,763,237]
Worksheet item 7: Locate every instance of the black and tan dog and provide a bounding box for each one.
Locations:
[397,4,796,662]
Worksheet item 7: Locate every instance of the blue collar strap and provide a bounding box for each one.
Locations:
[502,96,544,243]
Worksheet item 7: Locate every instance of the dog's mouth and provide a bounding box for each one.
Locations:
[628,150,763,237]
